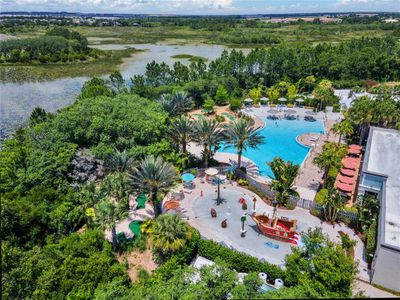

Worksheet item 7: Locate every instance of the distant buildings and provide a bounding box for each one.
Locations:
[357,127,400,293]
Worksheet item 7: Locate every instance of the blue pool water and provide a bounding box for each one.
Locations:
[219,119,324,178]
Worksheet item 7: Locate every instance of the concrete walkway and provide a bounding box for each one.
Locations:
[354,279,398,298]
[173,177,368,280]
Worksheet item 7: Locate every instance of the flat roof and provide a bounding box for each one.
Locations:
[363,127,400,249]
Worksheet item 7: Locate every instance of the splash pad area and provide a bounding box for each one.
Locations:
[190,188,306,266]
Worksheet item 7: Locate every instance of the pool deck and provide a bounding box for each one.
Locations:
[171,177,368,281]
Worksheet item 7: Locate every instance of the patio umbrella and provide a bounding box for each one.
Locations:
[295,98,305,103]
[349,144,362,151]
[278,97,287,102]
[305,110,317,115]
[181,173,195,182]
[205,168,218,176]
[260,97,269,101]
[336,182,353,193]
[338,175,355,185]
[267,109,279,114]
[347,148,361,156]
[342,160,357,170]
[340,168,356,177]
[244,98,253,103]
[284,109,297,114]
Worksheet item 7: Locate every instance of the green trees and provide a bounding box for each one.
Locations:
[192,118,223,168]
[105,150,134,173]
[356,194,379,233]
[129,156,177,217]
[268,157,299,206]
[223,119,264,169]
[312,79,335,111]
[283,228,356,298]
[0,28,91,64]
[313,142,347,186]
[157,91,194,116]
[146,214,192,259]
[214,85,230,105]
[331,120,354,145]
[168,116,194,154]
[318,188,347,222]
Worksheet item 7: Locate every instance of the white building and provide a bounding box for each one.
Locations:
[358,127,400,292]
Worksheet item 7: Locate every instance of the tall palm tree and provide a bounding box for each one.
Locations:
[331,120,354,146]
[147,214,192,258]
[95,198,128,252]
[223,119,265,169]
[268,157,299,206]
[157,91,193,116]
[320,188,346,223]
[192,118,224,168]
[128,156,177,217]
[105,149,134,172]
[168,116,194,154]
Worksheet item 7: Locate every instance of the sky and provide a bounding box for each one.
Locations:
[0,0,399,14]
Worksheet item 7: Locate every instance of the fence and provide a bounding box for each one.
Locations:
[186,167,358,221]
[242,169,358,221]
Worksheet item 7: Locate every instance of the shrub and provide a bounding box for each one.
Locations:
[366,220,377,263]
[215,115,225,123]
[237,178,248,186]
[198,239,286,281]
[315,188,328,205]
[332,103,340,112]
[229,98,242,111]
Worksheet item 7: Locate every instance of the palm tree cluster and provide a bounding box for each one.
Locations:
[157,91,194,117]
[169,116,265,170]
[345,94,400,144]
[268,157,300,206]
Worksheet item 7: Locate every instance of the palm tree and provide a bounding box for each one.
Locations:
[192,118,224,168]
[331,120,354,146]
[320,188,346,223]
[268,157,299,206]
[105,149,134,172]
[223,119,265,169]
[313,143,343,184]
[128,156,177,217]
[168,116,194,154]
[147,214,192,257]
[157,91,193,116]
[101,173,129,203]
[95,198,129,252]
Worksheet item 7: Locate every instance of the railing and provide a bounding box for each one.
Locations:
[186,167,358,221]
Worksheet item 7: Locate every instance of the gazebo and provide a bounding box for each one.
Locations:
[244,98,253,106]
[260,97,269,105]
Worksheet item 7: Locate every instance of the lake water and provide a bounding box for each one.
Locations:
[0,43,249,139]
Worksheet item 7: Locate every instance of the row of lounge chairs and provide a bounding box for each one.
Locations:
[304,115,316,122]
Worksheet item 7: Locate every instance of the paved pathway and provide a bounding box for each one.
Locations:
[354,279,398,298]
[173,177,368,280]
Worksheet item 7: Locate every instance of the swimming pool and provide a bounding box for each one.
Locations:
[219,119,324,178]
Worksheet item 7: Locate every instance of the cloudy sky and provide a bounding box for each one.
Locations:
[1,0,399,14]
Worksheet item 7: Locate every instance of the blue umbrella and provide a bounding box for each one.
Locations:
[181,173,195,182]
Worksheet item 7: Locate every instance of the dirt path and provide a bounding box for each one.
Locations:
[118,249,157,282]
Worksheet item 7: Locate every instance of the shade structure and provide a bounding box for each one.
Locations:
[295,98,305,103]
[342,160,357,170]
[284,109,297,114]
[260,97,269,101]
[244,98,253,103]
[267,109,279,114]
[181,173,195,182]
[347,148,361,155]
[205,168,219,176]
[336,182,353,193]
[216,174,227,181]
[343,157,359,167]
[338,174,355,185]
[305,110,317,115]
[349,144,362,151]
[340,168,356,177]
[278,97,287,102]
[307,94,315,99]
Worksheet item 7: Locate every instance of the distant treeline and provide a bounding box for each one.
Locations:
[0,28,94,63]
[131,36,400,93]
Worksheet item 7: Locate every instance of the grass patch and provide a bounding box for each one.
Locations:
[0,48,138,82]
[171,54,208,62]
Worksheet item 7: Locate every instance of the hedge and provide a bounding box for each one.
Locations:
[198,239,286,282]
[366,220,377,264]
[315,188,328,205]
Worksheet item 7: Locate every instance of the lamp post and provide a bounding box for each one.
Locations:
[272,200,278,219]
[240,214,247,237]
[252,196,257,214]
